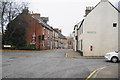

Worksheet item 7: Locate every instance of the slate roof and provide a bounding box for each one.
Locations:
[31,15,53,31]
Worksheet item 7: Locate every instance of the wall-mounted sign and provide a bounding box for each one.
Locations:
[32,33,36,38]
[4,45,11,47]
[30,42,35,45]
[87,31,96,34]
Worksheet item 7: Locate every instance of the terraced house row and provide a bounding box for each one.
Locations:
[4,8,68,50]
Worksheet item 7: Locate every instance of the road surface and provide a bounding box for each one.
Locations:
[2,49,118,78]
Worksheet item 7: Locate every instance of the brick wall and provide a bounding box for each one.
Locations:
[21,13,53,50]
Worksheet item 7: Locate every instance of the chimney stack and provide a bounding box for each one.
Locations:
[59,29,62,33]
[41,17,49,23]
[101,0,108,2]
[22,7,29,14]
[31,13,41,19]
[85,6,94,16]
[54,28,62,33]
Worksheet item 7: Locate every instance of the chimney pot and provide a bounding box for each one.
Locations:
[101,0,108,2]
[22,7,29,14]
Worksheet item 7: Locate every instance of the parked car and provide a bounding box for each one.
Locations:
[104,51,120,63]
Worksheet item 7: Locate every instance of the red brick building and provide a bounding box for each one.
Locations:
[7,8,54,50]
[5,8,67,50]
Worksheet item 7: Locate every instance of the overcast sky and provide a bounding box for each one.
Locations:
[18,0,119,36]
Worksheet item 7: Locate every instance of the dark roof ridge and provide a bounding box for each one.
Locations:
[31,14,53,31]
[78,19,84,30]
[108,1,120,13]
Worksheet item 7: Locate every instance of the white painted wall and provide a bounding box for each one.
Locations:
[78,24,84,51]
[74,26,78,51]
[79,1,119,56]
[118,2,120,50]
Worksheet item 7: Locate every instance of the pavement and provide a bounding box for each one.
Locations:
[66,50,104,59]
[66,50,119,79]
[91,65,119,78]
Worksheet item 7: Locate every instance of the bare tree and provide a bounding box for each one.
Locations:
[0,0,29,34]
[0,1,8,34]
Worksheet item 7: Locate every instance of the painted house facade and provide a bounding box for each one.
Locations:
[53,28,59,49]
[53,28,68,49]
[74,0,120,56]
[118,1,120,51]
[59,33,68,49]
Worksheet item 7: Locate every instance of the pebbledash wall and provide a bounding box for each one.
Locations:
[77,0,120,56]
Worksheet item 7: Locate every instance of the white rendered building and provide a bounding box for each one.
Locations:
[76,0,120,56]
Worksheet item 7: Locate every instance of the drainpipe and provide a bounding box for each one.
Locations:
[34,21,37,49]
[75,25,78,52]
[76,28,78,52]
[38,35,41,50]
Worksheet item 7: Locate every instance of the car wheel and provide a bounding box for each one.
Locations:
[111,57,118,63]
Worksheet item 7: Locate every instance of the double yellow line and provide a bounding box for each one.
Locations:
[66,53,106,80]
[66,53,68,57]
[85,66,106,80]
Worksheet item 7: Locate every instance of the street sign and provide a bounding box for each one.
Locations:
[4,45,11,47]
[30,42,35,45]
[32,33,36,38]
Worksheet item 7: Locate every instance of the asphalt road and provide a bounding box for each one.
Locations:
[2,49,118,78]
